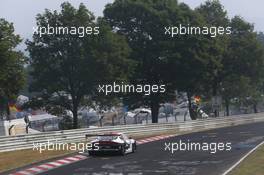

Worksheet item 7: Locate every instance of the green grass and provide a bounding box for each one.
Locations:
[229,144,264,175]
[0,149,73,173]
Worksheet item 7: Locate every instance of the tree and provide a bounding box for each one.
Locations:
[221,76,251,116]
[220,16,264,115]
[0,18,26,119]
[195,0,230,117]
[27,2,132,128]
[104,0,210,122]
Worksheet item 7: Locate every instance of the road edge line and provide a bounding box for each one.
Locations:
[222,141,264,175]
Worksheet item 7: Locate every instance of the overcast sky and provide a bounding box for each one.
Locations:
[0,0,263,51]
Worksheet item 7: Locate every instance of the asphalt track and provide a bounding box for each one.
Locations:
[38,122,264,175]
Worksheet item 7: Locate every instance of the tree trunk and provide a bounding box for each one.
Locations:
[225,99,230,116]
[212,80,219,117]
[165,113,168,122]
[151,100,159,123]
[187,92,196,120]
[99,115,103,127]
[72,104,78,129]
[6,100,10,121]
[123,114,126,125]
[112,115,115,126]
[253,104,258,113]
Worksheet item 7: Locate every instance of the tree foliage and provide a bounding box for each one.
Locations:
[195,0,230,98]
[0,18,25,118]
[27,2,132,128]
[24,0,264,126]
[221,16,264,115]
[104,0,212,121]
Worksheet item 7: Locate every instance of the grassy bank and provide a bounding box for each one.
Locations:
[0,149,73,173]
[229,144,264,175]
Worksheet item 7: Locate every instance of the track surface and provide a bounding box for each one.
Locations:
[38,122,264,175]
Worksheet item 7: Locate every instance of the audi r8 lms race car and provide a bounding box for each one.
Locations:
[86,132,137,156]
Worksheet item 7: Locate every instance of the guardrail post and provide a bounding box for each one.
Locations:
[184,111,188,121]
[8,125,15,136]
[174,113,177,122]
[42,121,48,132]
[86,118,90,128]
[26,123,29,134]
[99,115,103,127]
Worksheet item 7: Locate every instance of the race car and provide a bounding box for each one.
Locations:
[87,132,136,156]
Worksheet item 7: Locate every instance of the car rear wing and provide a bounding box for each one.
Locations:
[85,134,99,139]
[85,133,121,139]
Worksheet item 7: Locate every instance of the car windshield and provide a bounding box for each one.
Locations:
[97,135,119,141]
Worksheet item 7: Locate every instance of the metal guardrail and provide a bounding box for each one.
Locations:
[0,113,264,152]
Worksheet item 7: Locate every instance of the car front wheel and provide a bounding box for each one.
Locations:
[132,143,136,153]
[119,145,126,156]
[88,151,95,156]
